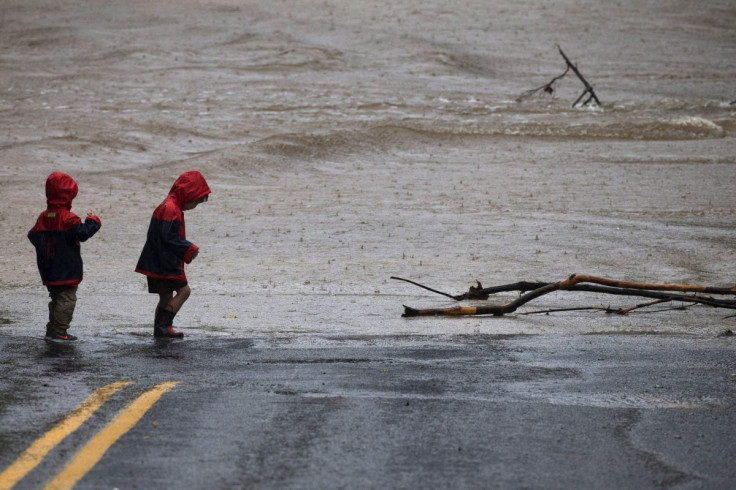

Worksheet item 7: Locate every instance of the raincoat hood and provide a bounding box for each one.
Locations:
[46,172,78,210]
[168,170,211,207]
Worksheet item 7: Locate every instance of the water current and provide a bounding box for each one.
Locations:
[1,0,734,337]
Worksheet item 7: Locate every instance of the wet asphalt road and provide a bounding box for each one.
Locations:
[1,332,735,489]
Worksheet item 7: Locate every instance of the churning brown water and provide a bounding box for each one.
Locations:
[1,0,735,337]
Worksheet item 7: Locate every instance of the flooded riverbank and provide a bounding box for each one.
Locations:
[1,0,735,338]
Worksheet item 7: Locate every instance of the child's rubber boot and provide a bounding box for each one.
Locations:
[153,308,184,338]
[46,328,78,341]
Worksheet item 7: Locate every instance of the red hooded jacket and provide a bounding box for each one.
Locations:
[135,171,211,282]
[28,172,102,287]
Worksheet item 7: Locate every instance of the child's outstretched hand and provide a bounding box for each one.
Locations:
[87,210,97,218]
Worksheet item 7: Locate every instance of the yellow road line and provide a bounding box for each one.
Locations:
[44,382,180,490]
[0,381,132,490]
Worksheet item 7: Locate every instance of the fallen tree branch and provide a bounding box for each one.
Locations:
[520,299,672,316]
[397,274,736,317]
[395,275,736,302]
[520,305,618,315]
[557,46,600,107]
[560,274,736,294]
[516,65,570,102]
[403,281,561,317]
[517,46,601,107]
[389,276,460,300]
[390,276,547,300]
[568,284,736,308]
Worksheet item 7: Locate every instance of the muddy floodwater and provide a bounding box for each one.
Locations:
[1,0,735,339]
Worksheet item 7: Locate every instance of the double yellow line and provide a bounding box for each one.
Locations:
[0,381,179,490]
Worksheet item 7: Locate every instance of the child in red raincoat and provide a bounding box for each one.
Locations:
[28,172,102,341]
[135,171,211,338]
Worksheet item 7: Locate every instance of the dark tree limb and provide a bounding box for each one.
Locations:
[534,301,699,317]
[398,274,736,317]
[517,46,601,107]
[391,276,549,300]
[572,89,589,108]
[559,274,736,295]
[520,305,616,315]
[556,45,601,107]
[520,299,686,316]
[567,284,736,308]
[402,281,561,317]
[516,65,570,102]
[389,276,459,300]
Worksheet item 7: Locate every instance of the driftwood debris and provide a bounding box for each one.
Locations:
[517,46,601,107]
[392,274,736,318]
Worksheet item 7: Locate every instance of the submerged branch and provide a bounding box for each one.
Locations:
[556,46,601,107]
[516,65,570,102]
[517,46,601,107]
[398,274,736,317]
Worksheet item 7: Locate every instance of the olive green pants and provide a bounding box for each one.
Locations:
[47,286,77,334]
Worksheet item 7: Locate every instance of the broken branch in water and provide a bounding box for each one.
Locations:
[556,46,600,107]
[520,299,677,316]
[394,274,736,317]
[517,46,601,107]
[389,276,460,300]
[516,65,570,102]
[391,276,549,300]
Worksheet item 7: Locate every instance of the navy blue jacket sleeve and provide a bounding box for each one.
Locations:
[73,217,101,242]
[159,219,193,259]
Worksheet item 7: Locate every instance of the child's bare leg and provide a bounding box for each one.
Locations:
[152,282,189,338]
[158,285,191,313]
